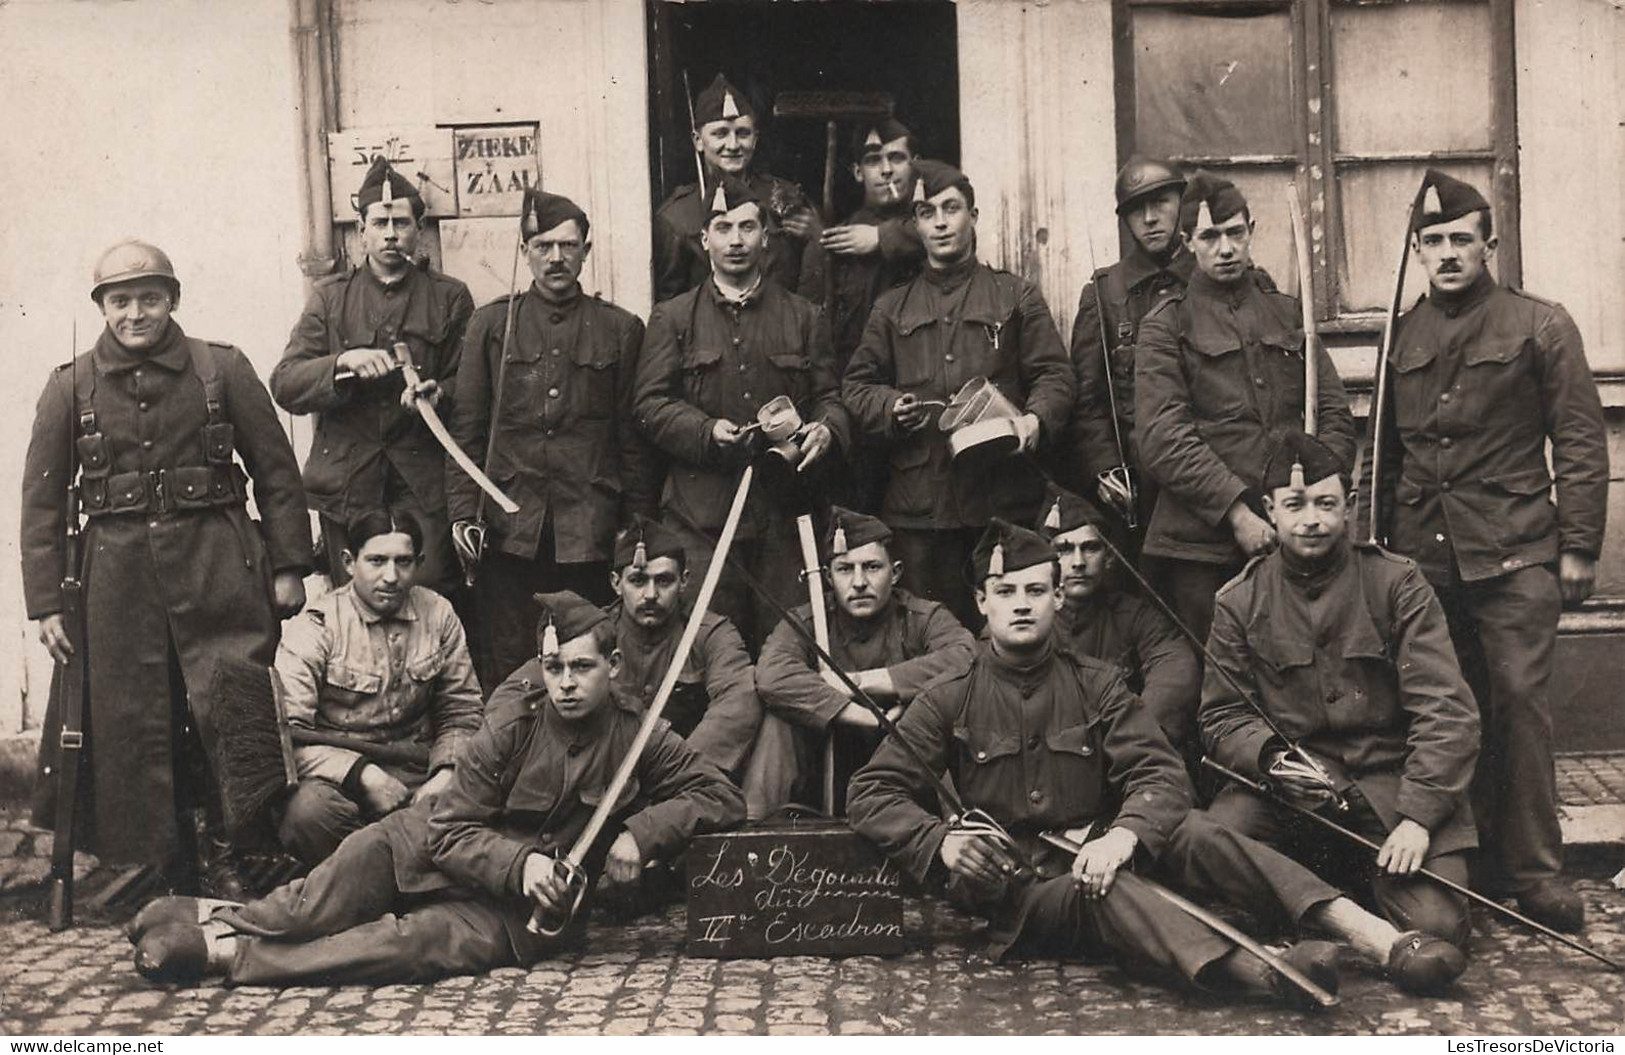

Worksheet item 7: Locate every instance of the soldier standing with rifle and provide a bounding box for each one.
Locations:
[23,240,311,906]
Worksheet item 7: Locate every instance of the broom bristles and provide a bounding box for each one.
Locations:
[206,657,296,838]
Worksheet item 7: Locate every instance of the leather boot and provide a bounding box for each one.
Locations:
[1517,879,1585,933]
[1387,930,1466,994]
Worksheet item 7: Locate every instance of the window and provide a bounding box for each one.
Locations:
[1114,0,1518,327]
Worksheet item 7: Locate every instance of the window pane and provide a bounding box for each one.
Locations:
[1133,9,1296,158]
[1335,161,1495,312]
[1331,1,1492,155]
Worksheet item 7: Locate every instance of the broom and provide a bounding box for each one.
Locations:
[206,656,433,837]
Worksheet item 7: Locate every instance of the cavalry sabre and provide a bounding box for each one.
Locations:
[1202,758,1624,972]
[793,514,839,815]
[1037,830,1340,1009]
[527,466,756,936]
[391,342,518,515]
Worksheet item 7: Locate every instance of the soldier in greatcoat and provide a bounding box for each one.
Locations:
[24,240,311,891]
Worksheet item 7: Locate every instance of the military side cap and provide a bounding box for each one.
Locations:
[1115,156,1186,215]
[826,506,892,559]
[1179,170,1249,233]
[1035,483,1119,547]
[911,159,973,206]
[534,590,609,656]
[693,73,756,126]
[852,117,913,159]
[356,156,423,217]
[613,515,685,572]
[521,189,590,241]
[972,518,1056,582]
[91,239,179,302]
[1410,169,1490,232]
[1261,428,1349,492]
[706,175,765,218]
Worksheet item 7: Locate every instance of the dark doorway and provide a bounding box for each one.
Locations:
[646,0,960,219]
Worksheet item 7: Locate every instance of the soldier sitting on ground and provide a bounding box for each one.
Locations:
[273,507,483,866]
[128,592,744,986]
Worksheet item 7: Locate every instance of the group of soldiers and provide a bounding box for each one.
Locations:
[22,72,1610,1004]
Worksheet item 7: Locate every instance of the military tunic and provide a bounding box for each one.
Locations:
[848,640,1345,971]
[447,283,649,688]
[652,174,811,304]
[22,323,311,865]
[752,589,974,813]
[1371,272,1608,892]
[633,277,849,647]
[1058,592,1199,754]
[842,261,1074,626]
[271,263,474,590]
[1201,541,1479,941]
[609,599,762,775]
[1065,244,1194,499]
[213,664,745,985]
[273,582,483,863]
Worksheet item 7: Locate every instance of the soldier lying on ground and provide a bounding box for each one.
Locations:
[127,591,744,986]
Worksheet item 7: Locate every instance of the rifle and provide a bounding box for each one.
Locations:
[49,321,89,931]
[527,466,756,937]
[1366,189,1423,545]
[1202,758,1624,973]
[1080,222,1138,530]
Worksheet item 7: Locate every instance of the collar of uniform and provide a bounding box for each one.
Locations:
[94,320,190,375]
[833,592,896,641]
[1279,536,1350,597]
[362,261,415,294]
[1187,266,1252,307]
[1429,269,1496,317]
[983,635,1055,679]
[611,598,682,647]
[547,689,618,742]
[897,261,998,333]
[343,582,420,625]
[1119,242,1194,291]
[531,282,583,314]
[921,253,978,291]
[707,272,765,309]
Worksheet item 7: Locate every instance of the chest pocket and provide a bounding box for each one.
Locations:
[571,339,618,419]
[1183,326,1253,421]
[680,343,724,407]
[322,662,385,723]
[893,317,940,390]
[406,642,452,685]
[952,725,1021,806]
[1044,722,1106,817]
[767,351,813,406]
[1463,336,1528,369]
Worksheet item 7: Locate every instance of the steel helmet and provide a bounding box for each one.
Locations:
[1114,157,1186,216]
[90,240,180,303]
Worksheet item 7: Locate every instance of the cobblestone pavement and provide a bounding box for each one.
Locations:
[2,873,1623,1036]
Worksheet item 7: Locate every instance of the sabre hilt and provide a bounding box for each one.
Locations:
[526,855,590,938]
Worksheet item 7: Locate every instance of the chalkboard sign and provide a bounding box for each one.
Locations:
[685,819,907,958]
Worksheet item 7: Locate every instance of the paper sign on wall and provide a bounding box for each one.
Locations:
[327,127,456,219]
[453,125,541,217]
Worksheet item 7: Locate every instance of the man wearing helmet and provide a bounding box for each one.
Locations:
[23,240,312,896]
[1064,157,1192,540]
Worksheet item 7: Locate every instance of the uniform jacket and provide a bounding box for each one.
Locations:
[1059,591,1200,750]
[633,278,849,537]
[842,261,1075,529]
[1373,274,1608,582]
[653,173,811,303]
[1135,269,1356,564]
[271,264,474,522]
[609,600,761,774]
[756,589,974,732]
[847,639,1191,886]
[23,323,310,864]
[446,285,651,563]
[414,663,745,945]
[1067,246,1195,484]
[276,583,483,785]
[1200,541,1479,854]
[797,204,924,374]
